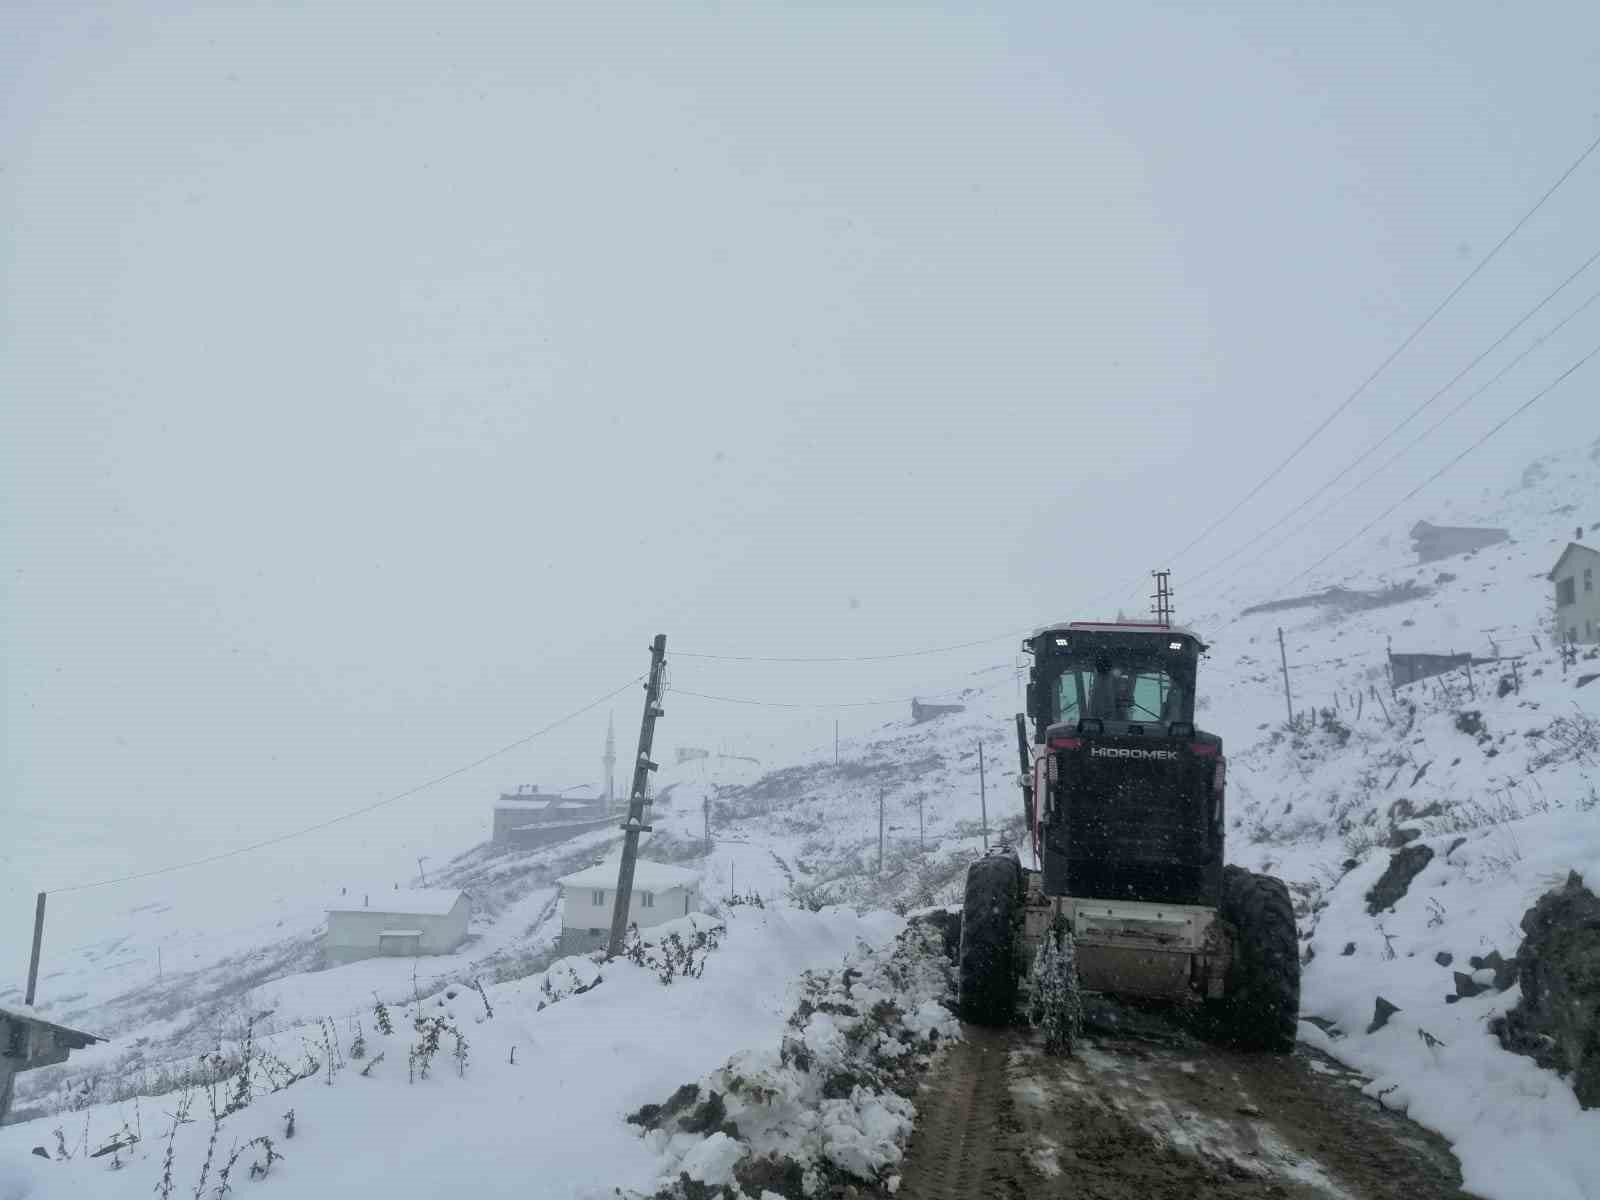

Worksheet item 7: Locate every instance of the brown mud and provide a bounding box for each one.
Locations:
[893,1022,1473,1200]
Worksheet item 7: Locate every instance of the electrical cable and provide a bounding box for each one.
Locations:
[1273,338,1600,593]
[673,630,1030,664]
[1183,248,1600,594]
[673,675,1014,711]
[46,675,647,895]
[1097,127,1600,609]
[1186,284,1600,603]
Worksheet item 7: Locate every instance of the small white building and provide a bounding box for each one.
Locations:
[1550,541,1600,645]
[556,860,702,955]
[324,888,471,966]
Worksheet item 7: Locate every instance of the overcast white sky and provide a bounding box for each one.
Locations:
[4,2,1599,953]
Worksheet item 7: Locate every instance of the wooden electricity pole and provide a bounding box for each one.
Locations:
[878,788,885,875]
[1277,627,1294,725]
[25,892,45,1006]
[607,635,668,959]
[977,741,989,852]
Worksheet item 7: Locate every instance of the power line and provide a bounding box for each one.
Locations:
[47,675,646,895]
[673,675,1012,711]
[673,630,1029,664]
[1102,126,1600,607]
[1186,282,1600,604]
[1274,338,1600,593]
[1183,247,1600,594]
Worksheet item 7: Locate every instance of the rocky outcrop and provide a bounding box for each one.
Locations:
[1365,845,1434,915]
[1491,871,1600,1108]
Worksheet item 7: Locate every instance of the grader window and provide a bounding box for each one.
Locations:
[1052,661,1188,725]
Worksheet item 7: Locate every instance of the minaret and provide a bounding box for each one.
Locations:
[603,712,617,812]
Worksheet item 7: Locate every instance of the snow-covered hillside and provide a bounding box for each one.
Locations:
[5,436,1600,1200]
[0,906,934,1199]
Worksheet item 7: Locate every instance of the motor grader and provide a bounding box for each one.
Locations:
[957,620,1299,1051]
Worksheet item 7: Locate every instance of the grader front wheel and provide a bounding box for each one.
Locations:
[957,854,1022,1024]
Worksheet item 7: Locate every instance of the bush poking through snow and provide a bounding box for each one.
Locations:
[628,922,958,1198]
[407,1014,463,1083]
[621,920,727,986]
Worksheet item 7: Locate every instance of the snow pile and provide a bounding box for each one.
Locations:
[0,906,904,1200]
[628,918,959,1198]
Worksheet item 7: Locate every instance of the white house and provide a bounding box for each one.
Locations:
[324,888,471,966]
[555,860,702,955]
[1550,541,1600,645]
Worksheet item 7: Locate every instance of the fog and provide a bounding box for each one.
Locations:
[4,3,1598,953]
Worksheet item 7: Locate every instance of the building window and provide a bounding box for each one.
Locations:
[591,890,606,906]
[640,891,655,908]
[1557,577,1577,606]
[588,928,602,936]
[1587,567,1594,593]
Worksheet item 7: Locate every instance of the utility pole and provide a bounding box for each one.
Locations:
[977,741,989,852]
[1277,627,1294,725]
[25,892,46,1006]
[878,788,885,875]
[607,635,668,959]
[1151,569,1174,627]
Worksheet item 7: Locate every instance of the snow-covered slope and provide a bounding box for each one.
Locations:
[5,436,1599,1200]
[0,906,914,1199]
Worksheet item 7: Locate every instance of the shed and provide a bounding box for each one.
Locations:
[1409,520,1509,563]
[324,888,470,966]
[555,860,702,955]
[2,1005,103,1124]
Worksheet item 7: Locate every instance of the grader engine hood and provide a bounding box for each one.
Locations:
[1038,726,1224,909]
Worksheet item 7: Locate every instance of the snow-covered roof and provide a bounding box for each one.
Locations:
[1549,541,1599,578]
[327,888,466,917]
[495,797,554,810]
[0,1003,104,1044]
[557,860,700,892]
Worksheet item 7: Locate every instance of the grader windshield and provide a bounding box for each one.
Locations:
[1029,624,1201,735]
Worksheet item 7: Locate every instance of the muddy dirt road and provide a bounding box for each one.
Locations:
[896,1021,1472,1200]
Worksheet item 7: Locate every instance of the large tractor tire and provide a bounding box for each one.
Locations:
[958,853,1022,1025]
[1216,865,1301,1052]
